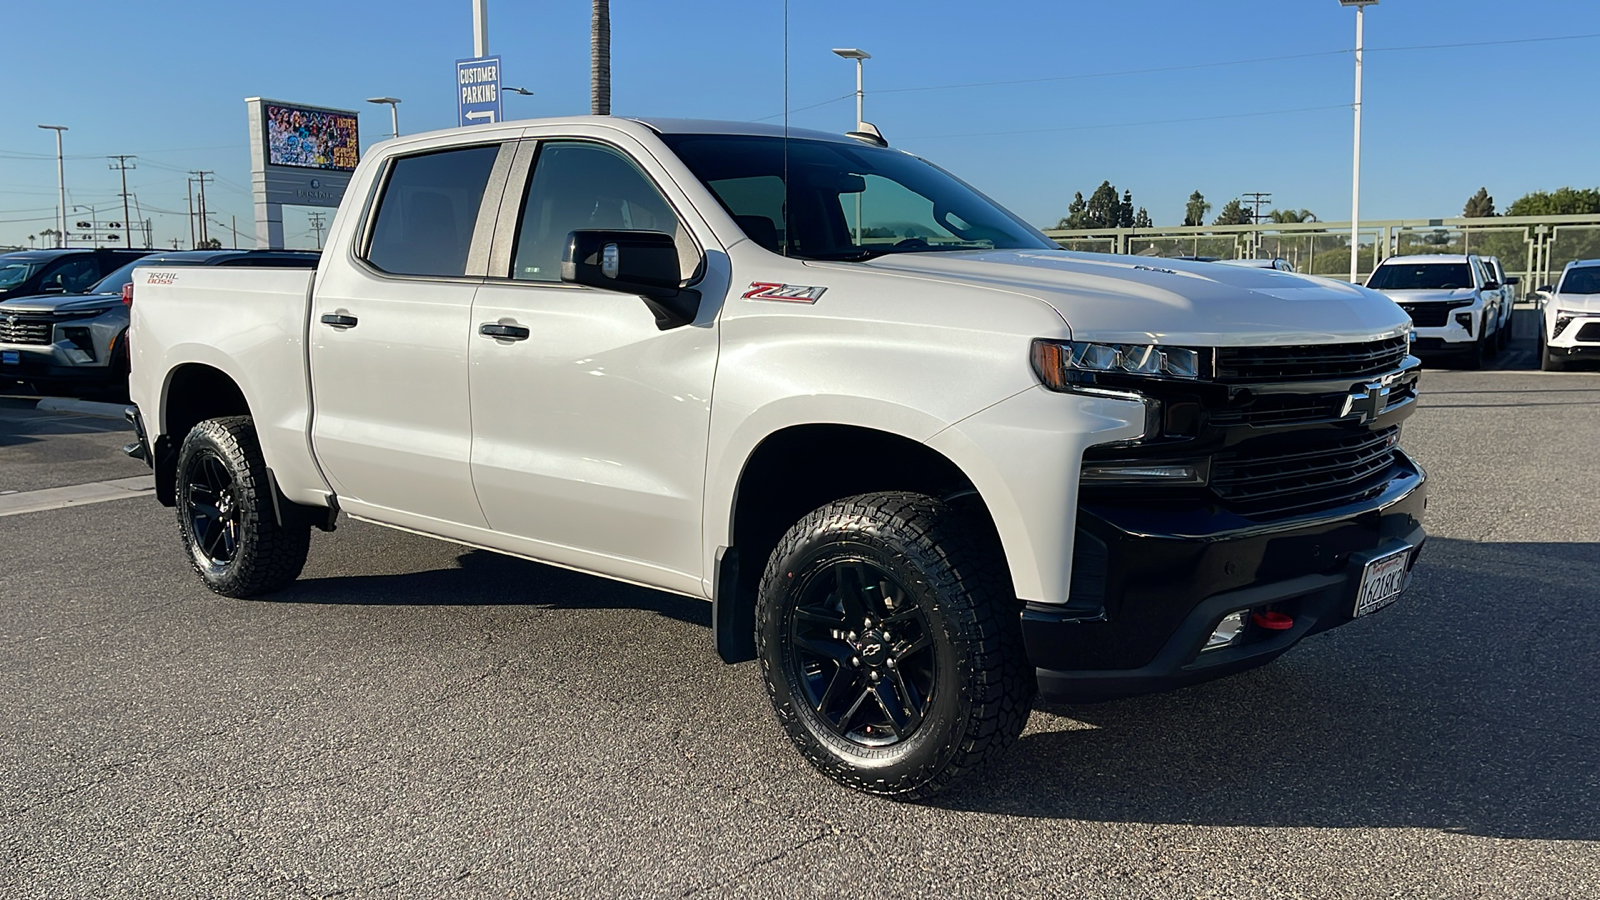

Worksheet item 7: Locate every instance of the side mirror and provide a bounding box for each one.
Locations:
[1504,276,1520,285]
[561,229,701,330]
[1539,284,1555,294]
[1481,280,1500,291]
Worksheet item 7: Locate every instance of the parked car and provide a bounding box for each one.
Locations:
[125,116,1425,799]
[0,248,153,302]
[0,249,320,396]
[1538,259,1600,371]
[1215,257,1296,273]
[1366,254,1504,368]
[1478,255,1519,351]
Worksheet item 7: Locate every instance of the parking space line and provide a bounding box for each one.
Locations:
[0,475,155,518]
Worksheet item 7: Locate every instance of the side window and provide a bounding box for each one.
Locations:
[510,141,694,282]
[365,144,500,277]
[43,258,99,292]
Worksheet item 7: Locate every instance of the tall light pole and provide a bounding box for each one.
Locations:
[38,125,68,249]
[367,97,402,139]
[1341,0,1376,284]
[472,0,488,57]
[832,48,871,130]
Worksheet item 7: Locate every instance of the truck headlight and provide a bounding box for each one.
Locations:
[1031,339,1207,390]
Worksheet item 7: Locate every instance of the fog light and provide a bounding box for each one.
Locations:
[1204,610,1248,651]
[1455,311,1474,335]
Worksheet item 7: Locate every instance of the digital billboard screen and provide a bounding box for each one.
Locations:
[264,103,359,171]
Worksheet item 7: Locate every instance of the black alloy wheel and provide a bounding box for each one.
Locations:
[757,492,1033,800]
[183,448,241,566]
[174,416,311,597]
[786,559,937,747]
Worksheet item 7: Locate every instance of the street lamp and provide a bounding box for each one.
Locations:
[831,48,871,131]
[1340,0,1377,284]
[38,125,68,249]
[366,97,402,139]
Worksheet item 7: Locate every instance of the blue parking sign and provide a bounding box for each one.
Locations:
[456,56,503,127]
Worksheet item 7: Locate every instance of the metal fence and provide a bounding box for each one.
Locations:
[1043,213,1600,295]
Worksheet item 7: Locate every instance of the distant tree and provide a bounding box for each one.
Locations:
[1118,190,1135,228]
[1268,208,1317,224]
[196,237,223,250]
[1462,187,1495,218]
[1134,207,1153,228]
[38,227,60,247]
[1183,190,1210,227]
[1213,199,1252,226]
[1085,181,1122,228]
[1506,187,1600,217]
[1056,192,1088,229]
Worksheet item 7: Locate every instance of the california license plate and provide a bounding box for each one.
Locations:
[1354,547,1411,617]
[1,350,17,366]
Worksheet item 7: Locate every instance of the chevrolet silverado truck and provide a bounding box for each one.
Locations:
[125,117,1427,798]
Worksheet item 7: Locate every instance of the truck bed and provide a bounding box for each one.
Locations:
[127,266,329,507]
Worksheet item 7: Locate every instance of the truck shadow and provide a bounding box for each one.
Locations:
[272,548,713,628]
[929,536,1600,841]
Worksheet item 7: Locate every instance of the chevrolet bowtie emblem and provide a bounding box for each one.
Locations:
[1340,381,1390,423]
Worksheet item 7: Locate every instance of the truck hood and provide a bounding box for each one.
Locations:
[1372,288,1479,304]
[0,291,121,315]
[852,249,1410,346]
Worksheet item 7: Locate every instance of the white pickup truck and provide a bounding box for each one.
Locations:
[126,116,1427,798]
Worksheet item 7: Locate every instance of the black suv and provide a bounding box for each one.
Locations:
[0,248,154,302]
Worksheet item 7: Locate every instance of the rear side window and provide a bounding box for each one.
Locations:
[365,145,500,277]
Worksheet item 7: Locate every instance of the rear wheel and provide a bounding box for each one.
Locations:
[175,416,311,597]
[756,491,1033,800]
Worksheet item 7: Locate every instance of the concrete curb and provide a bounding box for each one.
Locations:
[35,397,132,420]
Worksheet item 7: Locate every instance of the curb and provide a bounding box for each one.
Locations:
[35,397,132,420]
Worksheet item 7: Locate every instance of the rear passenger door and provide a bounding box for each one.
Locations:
[309,141,511,528]
[465,137,722,591]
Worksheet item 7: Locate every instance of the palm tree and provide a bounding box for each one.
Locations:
[1268,209,1318,224]
[591,0,610,115]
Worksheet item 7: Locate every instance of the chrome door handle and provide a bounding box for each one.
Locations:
[479,323,530,341]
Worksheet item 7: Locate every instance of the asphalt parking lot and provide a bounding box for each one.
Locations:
[3,335,1598,898]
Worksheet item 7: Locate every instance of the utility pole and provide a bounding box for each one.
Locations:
[308,211,327,250]
[232,214,239,249]
[1341,0,1378,283]
[1243,192,1273,225]
[190,171,213,246]
[170,238,182,250]
[186,178,196,248]
[108,155,138,248]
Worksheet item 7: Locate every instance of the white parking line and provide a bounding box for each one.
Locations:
[0,476,155,518]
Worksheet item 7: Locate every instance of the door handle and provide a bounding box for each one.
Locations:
[479,323,530,341]
[320,313,358,328]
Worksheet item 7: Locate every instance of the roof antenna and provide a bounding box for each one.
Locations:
[781,0,790,257]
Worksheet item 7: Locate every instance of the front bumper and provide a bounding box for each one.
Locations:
[1026,450,1427,702]
[0,341,116,383]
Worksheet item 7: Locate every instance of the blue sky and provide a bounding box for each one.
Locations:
[2,0,1596,250]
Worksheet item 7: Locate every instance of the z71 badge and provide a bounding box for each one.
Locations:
[742,282,827,303]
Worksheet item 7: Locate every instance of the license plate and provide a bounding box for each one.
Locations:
[1,350,17,366]
[1354,547,1411,617]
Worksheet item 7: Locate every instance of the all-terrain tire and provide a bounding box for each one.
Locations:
[175,416,311,597]
[755,491,1033,800]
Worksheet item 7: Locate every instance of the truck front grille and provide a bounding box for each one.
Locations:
[0,316,54,345]
[1397,303,1453,327]
[1211,426,1399,518]
[1208,382,1416,428]
[1215,337,1409,383]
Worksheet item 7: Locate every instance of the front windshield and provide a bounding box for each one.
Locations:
[1557,266,1600,295]
[660,134,1054,261]
[0,260,41,290]
[1366,263,1473,291]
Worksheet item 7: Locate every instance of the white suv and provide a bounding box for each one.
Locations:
[1539,259,1600,371]
[1366,254,1503,368]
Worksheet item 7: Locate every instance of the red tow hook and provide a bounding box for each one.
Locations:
[1251,610,1295,631]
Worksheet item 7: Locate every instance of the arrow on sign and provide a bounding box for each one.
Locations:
[464,110,496,124]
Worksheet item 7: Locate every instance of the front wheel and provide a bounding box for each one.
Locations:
[175,416,310,597]
[1542,338,1564,372]
[756,492,1033,799]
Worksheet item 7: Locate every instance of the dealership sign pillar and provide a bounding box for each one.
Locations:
[246,97,361,249]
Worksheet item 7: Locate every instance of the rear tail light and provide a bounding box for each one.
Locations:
[121,283,134,306]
